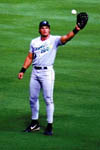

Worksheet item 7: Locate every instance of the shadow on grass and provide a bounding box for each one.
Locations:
[0,110,51,133]
[0,109,69,134]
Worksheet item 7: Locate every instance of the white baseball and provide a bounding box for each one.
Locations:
[71,9,77,15]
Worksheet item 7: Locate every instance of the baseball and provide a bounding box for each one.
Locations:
[71,9,77,15]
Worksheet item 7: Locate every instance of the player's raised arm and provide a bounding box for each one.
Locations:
[60,12,88,44]
[18,52,33,79]
[60,25,80,44]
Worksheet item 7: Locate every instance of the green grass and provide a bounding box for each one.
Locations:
[0,0,100,149]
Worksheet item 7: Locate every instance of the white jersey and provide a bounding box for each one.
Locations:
[29,35,63,66]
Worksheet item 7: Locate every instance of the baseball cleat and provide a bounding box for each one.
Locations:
[24,120,40,132]
[44,123,53,136]
[44,129,53,135]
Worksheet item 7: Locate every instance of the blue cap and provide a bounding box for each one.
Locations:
[39,20,50,29]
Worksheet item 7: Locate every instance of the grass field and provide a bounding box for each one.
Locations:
[0,0,100,149]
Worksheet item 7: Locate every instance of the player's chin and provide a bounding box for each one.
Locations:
[41,34,49,37]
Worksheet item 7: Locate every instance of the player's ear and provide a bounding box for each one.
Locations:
[39,29,41,34]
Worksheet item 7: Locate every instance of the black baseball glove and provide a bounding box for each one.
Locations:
[77,12,88,29]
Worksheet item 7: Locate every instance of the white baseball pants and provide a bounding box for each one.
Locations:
[29,66,55,123]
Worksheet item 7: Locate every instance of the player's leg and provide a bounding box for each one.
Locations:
[24,74,41,132]
[41,68,55,135]
[29,76,41,120]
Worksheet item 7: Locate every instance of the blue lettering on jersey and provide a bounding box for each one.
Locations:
[34,45,49,54]
[41,47,49,53]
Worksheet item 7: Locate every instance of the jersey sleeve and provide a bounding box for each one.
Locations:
[29,40,34,53]
[54,36,64,47]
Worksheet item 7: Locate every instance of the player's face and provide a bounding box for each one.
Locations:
[39,26,50,37]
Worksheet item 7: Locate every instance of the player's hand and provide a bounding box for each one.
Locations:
[75,25,80,31]
[18,72,24,80]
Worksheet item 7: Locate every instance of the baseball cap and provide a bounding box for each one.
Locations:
[39,20,50,29]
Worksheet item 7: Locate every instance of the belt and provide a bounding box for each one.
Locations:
[34,66,47,70]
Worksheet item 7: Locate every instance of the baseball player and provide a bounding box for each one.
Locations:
[18,13,88,135]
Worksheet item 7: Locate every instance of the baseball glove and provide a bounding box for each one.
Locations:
[77,12,88,29]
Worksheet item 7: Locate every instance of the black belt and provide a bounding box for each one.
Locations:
[34,66,47,70]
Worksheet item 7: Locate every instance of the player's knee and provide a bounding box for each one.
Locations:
[30,96,38,106]
[46,101,54,106]
[30,95,38,101]
[44,96,53,105]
